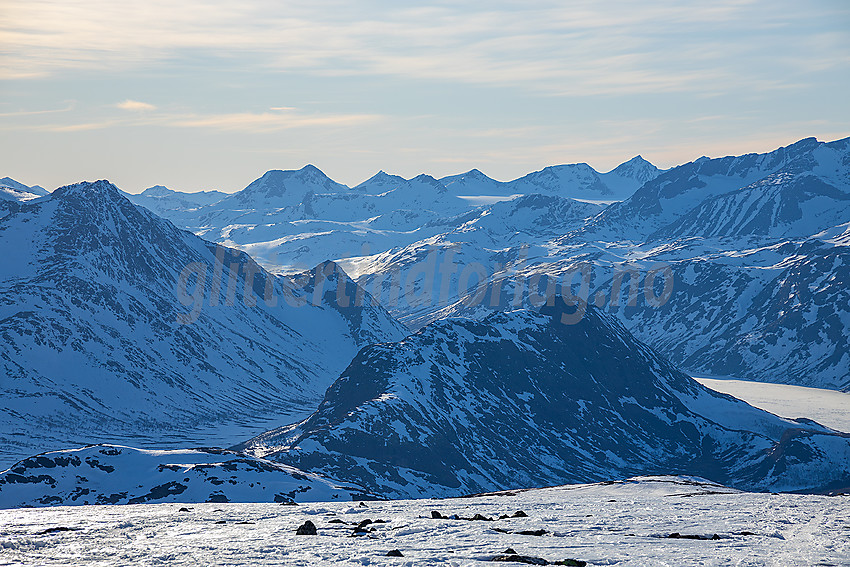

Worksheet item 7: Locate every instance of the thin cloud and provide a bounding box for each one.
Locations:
[2,1,847,95]
[0,102,75,118]
[116,100,156,111]
[7,109,382,134]
[171,111,381,132]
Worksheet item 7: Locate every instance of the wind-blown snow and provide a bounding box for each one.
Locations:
[0,477,846,566]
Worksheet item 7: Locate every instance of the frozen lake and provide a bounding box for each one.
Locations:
[695,377,850,433]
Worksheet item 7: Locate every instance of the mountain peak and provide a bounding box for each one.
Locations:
[236,166,344,202]
[298,164,326,177]
[608,155,661,185]
[410,174,449,191]
[140,185,173,197]
[0,177,29,191]
[623,155,649,165]
[260,302,850,497]
[0,177,49,196]
[789,136,819,148]
[361,170,405,184]
[52,179,123,201]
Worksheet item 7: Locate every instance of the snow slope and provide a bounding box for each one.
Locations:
[245,304,850,498]
[582,137,836,241]
[0,176,48,202]
[0,476,846,566]
[0,180,408,468]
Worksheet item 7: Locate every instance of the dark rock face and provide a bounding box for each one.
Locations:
[295,520,317,535]
[256,303,850,498]
[610,240,850,391]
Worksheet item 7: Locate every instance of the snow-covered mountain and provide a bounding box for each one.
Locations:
[243,304,850,498]
[121,139,849,390]
[509,156,662,202]
[0,180,407,468]
[581,137,842,241]
[138,158,659,273]
[437,156,661,202]
[0,445,367,508]
[332,137,850,390]
[123,185,226,219]
[0,176,48,201]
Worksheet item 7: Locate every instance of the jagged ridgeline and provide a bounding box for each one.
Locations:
[0,180,407,467]
[242,302,850,498]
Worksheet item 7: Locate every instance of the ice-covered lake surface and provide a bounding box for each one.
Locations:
[2,477,847,566]
[694,377,850,433]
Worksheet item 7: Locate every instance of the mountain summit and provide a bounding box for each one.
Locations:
[244,304,850,498]
[0,180,407,467]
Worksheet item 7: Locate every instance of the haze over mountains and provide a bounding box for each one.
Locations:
[1,136,849,506]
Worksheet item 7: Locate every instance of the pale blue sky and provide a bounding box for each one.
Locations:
[1,0,848,193]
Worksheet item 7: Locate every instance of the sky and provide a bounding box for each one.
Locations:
[1,0,849,194]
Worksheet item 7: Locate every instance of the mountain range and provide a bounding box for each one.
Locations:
[0,181,406,468]
[241,303,850,498]
[2,136,849,506]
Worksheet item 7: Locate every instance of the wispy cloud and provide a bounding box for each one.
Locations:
[170,110,381,132]
[0,102,75,118]
[2,1,847,95]
[8,108,382,134]
[116,100,156,111]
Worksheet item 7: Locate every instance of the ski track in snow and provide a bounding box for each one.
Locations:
[695,378,850,433]
[0,478,847,566]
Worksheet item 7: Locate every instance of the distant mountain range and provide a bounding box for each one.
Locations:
[122,185,227,219]
[0,177,48,202]
[116,157,660,273]
[2,136,849,506]
[5,139,847,393]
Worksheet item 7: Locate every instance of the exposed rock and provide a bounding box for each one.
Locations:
[295,520,317,535]
[667,532,721,540]
[491,555,549,565]
[37,527,79,535]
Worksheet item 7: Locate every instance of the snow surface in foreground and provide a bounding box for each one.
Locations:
[1,477,846,566]
[695,378,850,433]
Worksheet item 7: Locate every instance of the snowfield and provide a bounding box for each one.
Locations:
[0,477,846,566]
[695,377,850,434]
